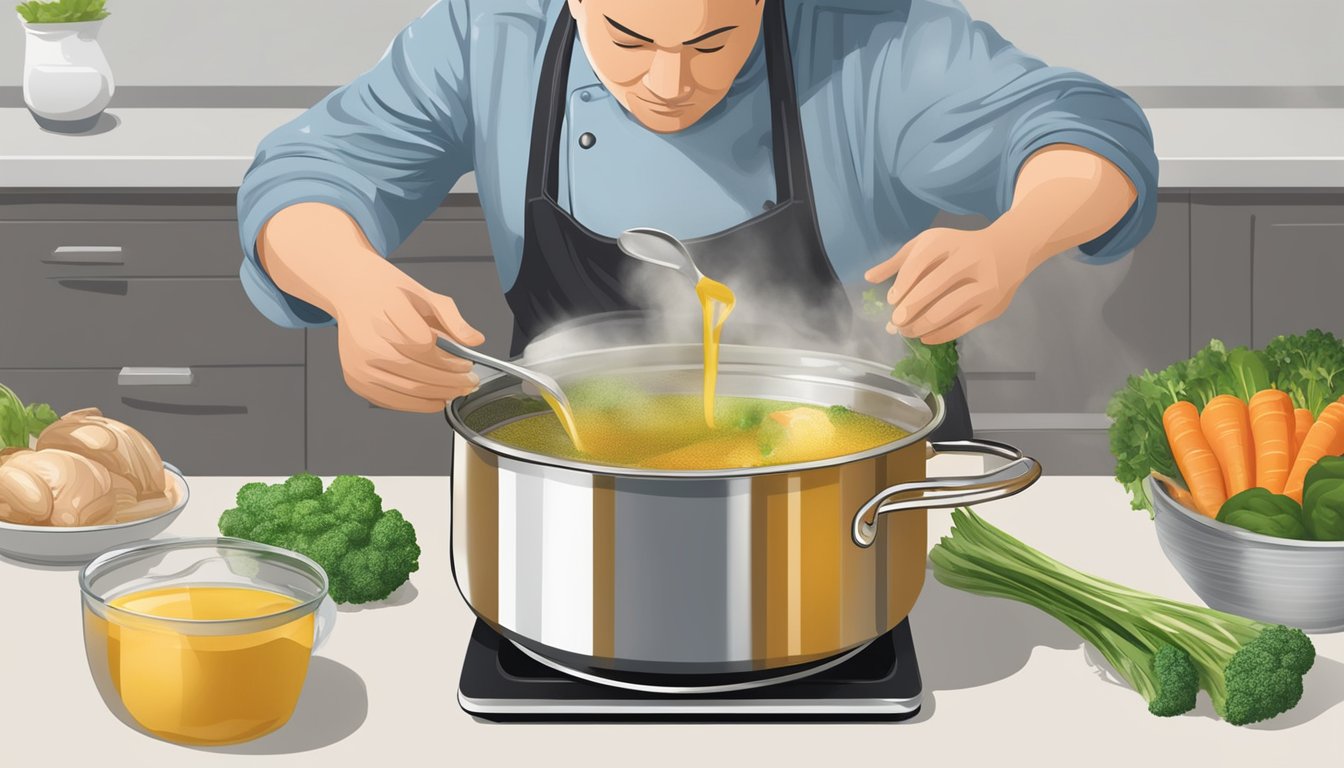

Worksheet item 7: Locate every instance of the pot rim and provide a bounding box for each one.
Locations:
[444,343,946,479]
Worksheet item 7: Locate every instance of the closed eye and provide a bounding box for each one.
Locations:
[613,41,644,49]
[695,45,725,53]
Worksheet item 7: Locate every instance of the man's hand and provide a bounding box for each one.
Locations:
[332,266,485,413]
[865,145,1140,346]
[259,202,485,413]
[864,227,1032,346]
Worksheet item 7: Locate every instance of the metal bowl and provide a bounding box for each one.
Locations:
[0,463,189,566]
[1147,476,1344,632]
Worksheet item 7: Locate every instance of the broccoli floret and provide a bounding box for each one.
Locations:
[1147,644,1200,717]
[930,509,1316,725]
[1189,621,1315,725]
[218,473,421,605]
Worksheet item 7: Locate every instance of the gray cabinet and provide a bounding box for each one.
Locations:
[0,367,305,476]
[1191,194,1344,348]
[0,192,509,476]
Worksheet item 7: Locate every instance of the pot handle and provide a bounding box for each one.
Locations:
[851,439,1041,548]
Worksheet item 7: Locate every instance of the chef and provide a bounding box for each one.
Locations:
[237,0,1157,440]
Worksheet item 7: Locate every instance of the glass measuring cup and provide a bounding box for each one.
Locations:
[79,537,337,746]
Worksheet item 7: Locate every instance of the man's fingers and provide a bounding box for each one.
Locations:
[382,301,437,348]
[919,310,985,346]
[363,368,477,402]
[887,245,949,311]
[867,232,934,285]
[377,311,474,370]
[897,282,986,340]
[427,294,485,347]
[864,236,922,285]
[346,379,446,413]
[369,354,479,387]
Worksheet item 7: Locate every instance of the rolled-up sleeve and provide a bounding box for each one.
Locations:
[878,0,1158,264]
[236,0,474,327]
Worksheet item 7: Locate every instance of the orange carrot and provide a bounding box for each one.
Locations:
[1283,402,1344,502]
[1200,394,1255,497]
[1164,401,1227,517]
[1293,408,1313,462]
[1248,389,1294,494]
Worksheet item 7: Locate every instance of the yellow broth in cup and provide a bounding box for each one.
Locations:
[84,585,314,746]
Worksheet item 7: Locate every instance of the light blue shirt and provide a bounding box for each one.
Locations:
[237,0,1159,328]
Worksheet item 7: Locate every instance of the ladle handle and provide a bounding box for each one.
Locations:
[435,335,511,375]
[435,335,562,398]
[851,440,1042,548]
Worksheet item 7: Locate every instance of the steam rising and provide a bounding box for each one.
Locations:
[518,248,909,376]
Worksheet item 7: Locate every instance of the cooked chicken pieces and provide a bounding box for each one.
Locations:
[0,408,172,527]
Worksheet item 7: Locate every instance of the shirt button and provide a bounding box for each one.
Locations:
[579,91,592,102]
[579,132,597,149]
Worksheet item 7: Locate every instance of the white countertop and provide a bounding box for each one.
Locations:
[3,461,1340,766]
[1,105,1341,190]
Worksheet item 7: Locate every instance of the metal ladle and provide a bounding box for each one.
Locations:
[436,335,585,451]
[617,228,706,286]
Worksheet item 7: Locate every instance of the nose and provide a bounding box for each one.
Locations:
[643,50,693,102]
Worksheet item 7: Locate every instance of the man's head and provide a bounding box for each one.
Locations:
[569,0,765,133]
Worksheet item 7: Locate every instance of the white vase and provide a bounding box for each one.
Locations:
[20,17,115,132]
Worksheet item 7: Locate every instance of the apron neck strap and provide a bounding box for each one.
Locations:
[527,0,809,205]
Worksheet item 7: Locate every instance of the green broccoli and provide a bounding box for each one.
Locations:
[930,509,1315,725]
[219,474,421,605]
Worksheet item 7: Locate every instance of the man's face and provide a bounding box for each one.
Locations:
[569,0,765,133]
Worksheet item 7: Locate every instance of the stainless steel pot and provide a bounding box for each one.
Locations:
[447,343,1040,681]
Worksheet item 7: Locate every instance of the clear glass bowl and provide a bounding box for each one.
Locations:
[79,537,336,746]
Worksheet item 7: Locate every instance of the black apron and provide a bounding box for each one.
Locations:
[504,0,972,441]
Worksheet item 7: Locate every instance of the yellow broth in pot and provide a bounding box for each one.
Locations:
[480,379,908,470]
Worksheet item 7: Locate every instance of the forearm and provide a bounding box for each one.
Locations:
[257,203,403,319]
[988,145,1140,271]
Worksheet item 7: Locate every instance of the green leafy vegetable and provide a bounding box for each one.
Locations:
[1221,348,1272,402]
[218,474,421,605]
[860,287,887,319]
[891,337,960,397]
[16,0,109,24]
[729,401,768,430]
[1106,361,1193,512]
[25,402,58,438]
[1216,488,1309,540]
[860,288,961,397]
[1264,328,1344,417]
[1302,456,1344,541]
[1109,330,1344,513]
[0,382,58,449]
[930,508,1316,725]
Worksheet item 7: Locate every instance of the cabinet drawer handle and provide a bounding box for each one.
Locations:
[118,367,195,386]
[45,246,125,265]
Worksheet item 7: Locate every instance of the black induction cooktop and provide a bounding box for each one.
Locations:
[458,619,923,723]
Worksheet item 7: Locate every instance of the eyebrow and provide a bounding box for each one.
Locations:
[604,16,739,46]
[604,16,654,43]
[683,25,737,45]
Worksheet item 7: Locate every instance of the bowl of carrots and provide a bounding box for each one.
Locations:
[1148,386,1344,632]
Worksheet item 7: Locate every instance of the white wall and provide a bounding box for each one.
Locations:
[2,0,1339,87]
[1,0,436,86]
[961,0,1343,87]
